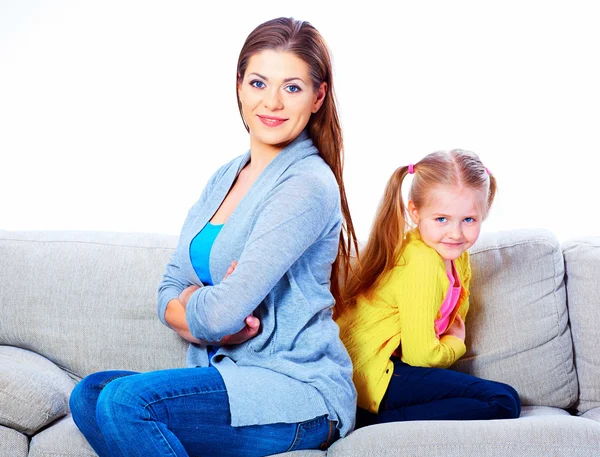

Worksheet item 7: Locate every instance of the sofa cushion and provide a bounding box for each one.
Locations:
[452,229,577,409]
[0,425,28,457]
[271,452,325,457]
[563,237,600,414]
[329,416,600,457]
[0,231,187,379]
[29,415,97,457]
[0,346,75,435]
[582,407,600,423]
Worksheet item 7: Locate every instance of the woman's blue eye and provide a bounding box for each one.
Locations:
[250,80,265,89]
[464,217,475,223]
[286,85,301,93]
[435,217,447,223]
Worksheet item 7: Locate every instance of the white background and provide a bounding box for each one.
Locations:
[1,1,599,242]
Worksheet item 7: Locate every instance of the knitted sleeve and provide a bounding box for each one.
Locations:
[386,247,466,368]
[156,162,230,327]
[185,170,339,341]
[456,251,471,322]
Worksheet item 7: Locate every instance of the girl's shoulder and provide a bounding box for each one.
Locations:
[400,230,443,265]
[389,232,445,281]
[455,250,471,282]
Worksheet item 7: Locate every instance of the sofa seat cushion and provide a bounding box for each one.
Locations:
[0,346,75,435]
[453,229,577,409]
[519,405,572,418]
[329,415,600,457]
[562,236,600,414]
[29,415,97,457]
[582,407,600,423]
[0,425,28,457]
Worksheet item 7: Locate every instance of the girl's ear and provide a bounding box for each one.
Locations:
[407,200,420,225]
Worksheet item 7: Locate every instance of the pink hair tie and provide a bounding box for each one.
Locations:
[485,167,491,175]
[408,164,415,174]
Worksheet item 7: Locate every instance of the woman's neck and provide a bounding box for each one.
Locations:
[247,141,282,176]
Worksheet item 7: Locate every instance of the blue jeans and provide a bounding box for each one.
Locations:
[69,367,338,457]
[357,359,521,426]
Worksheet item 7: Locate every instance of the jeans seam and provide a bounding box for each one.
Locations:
[143,388,227,409]
[285,421,304,452]
[147,419,179,457]
[99,374,132,389]
[319,420,333,450]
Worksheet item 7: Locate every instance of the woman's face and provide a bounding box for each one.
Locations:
[238,50,326,154]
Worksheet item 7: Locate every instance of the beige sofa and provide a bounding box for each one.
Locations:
[1,228,599,456]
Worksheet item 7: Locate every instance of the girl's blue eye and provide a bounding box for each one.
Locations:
[285,85,301,93]
[464,217,475,223]
[250,80,265,89]
[435,217,447,223]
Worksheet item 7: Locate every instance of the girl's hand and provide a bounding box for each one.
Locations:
[444,314,466,342]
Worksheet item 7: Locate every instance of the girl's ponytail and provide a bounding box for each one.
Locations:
[340,166,410,314]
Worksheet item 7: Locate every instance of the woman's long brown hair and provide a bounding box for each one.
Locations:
[236,17,359,311]
[341,150,497,315]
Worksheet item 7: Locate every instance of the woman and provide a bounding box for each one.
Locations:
[70,17,358,457]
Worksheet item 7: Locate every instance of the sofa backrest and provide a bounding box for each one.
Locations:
[562,236,600,415]
[453,229,578,409]
[0,231,187,380]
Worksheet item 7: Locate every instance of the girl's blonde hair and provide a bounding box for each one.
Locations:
[340,149,497,315]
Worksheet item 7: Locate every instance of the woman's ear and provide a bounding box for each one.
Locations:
[407,200,420,225]
[312,82,328,113]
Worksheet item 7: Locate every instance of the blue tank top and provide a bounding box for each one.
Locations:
[189,222,224,285]
[189,222,224,362]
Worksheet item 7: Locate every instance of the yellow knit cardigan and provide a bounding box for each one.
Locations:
[336,229,471,413]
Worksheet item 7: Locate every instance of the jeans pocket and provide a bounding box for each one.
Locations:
[286,415,339,452]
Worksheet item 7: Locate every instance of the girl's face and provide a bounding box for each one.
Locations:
[408,185,486,269]
[237,50,326,155]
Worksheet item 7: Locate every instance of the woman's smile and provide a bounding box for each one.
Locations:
[257,114,288,127]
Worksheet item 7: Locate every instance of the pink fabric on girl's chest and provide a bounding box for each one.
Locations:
[435,262,462,337]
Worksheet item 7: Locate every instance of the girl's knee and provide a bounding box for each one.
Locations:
[492,384,521,419]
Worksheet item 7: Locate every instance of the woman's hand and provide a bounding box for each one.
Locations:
[444,314,466,342]
[219,315,260,345]
[169,260,260,345]
[179,285,200,307]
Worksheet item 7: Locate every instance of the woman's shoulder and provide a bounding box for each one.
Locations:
[288,153,336,187]
[276,154,339,208]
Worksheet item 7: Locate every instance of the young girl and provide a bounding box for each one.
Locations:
[336,149,521,426]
